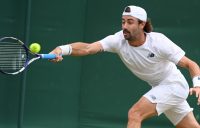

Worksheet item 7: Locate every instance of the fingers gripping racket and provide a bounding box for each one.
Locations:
[0,37,56,75]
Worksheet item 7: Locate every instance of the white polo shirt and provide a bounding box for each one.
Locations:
[99,31,185,86]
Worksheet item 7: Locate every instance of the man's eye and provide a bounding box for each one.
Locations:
[128,21,134,24]
[128,20,132,23]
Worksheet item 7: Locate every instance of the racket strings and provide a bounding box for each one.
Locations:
[0,41,27,71]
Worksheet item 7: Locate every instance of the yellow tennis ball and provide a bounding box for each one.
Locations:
[29,43,41,53]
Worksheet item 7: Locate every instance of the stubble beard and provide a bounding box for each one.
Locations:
[123,30,136,41]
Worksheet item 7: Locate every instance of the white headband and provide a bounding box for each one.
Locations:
[122,5,147,22]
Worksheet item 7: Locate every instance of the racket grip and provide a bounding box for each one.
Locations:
[40,54,57,59]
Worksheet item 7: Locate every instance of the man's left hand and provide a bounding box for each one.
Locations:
[190,87,200,105]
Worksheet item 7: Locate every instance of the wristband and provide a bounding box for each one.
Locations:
[192,76,200,87]
[58,45,72,55]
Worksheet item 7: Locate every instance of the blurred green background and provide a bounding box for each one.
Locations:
[0,0,200,128]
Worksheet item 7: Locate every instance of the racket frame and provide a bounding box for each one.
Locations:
[0,37,55,75]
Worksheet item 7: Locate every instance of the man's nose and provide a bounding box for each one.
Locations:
[122,23,128,29]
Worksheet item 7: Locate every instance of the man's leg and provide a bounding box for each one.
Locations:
[176,111,200,128]
[127,96,157,128]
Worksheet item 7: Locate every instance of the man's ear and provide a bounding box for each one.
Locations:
[140,21,146,29]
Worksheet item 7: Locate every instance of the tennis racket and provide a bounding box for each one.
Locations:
[0,37,57,75]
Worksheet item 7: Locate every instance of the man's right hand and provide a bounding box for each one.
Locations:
[49,47,63,62]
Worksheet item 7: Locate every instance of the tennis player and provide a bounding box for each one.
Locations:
[50,5,200,128]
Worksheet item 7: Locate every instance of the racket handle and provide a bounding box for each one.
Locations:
[40,54,57,59]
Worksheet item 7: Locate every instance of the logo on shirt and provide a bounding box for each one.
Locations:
[147,52,155,58]
[150,95,156,100]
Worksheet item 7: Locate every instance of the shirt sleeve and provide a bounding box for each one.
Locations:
[157,34,185,64]
[99,31,122,53]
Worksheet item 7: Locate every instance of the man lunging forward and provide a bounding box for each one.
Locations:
[50,5,200,128]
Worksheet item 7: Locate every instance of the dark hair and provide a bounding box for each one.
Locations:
[138,18,153,33]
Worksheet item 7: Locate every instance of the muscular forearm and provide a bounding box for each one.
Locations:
[69,42,103,56]
[70,42,91,56]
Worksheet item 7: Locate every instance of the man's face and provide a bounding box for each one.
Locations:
[122,15,144,41]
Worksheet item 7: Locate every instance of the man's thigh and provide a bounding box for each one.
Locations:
[176,111,200,128]
[164,100,193,125]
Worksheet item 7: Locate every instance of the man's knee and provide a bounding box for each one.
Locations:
[128,106,143,123]
[128,97,157,123]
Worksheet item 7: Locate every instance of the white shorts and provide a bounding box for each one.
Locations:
[144,71,193,125]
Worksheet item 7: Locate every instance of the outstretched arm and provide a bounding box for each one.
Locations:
[70,42,103,56]
[49,41,103,61]
[177,56,200,105]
